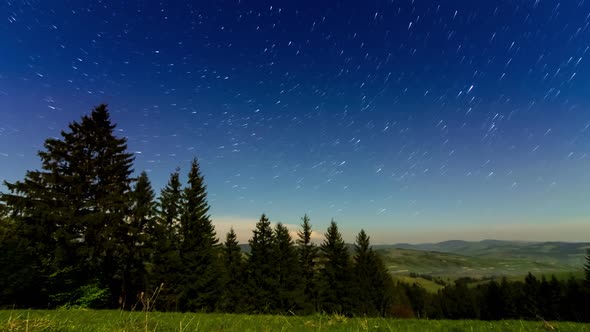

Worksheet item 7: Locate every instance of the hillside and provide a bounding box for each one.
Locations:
[379,240,589,268]
[240,240,587,279]
[376,247,580,279]
[374,240,588,281]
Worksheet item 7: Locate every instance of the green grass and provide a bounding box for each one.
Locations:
[1,310,589,331]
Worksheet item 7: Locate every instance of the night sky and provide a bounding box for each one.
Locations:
[1,1,590,243]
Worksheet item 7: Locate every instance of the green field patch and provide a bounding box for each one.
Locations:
[1,310,589,332]
[377,247,581,279]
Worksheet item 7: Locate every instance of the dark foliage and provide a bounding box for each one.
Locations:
[150,169,183,311]
[1,104,134,308]
[352,229,394,316]
[273,222,302,313]
[319,220,353,315]
[123,171,157,308]
[296,214,319,314]
[219,228,245,312]
[245,214,277,312]
[176,159,221,312]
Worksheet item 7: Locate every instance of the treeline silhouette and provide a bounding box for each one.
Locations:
[1,105,589,321]
[402,274,589,321]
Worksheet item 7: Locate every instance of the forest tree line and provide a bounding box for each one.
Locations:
[1,105,589,321]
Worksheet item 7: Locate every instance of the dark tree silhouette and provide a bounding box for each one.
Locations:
[219,228,245,312]
[123,171,157,308]
[296,214,319,313]
[151,169,183,311]
[246,214,277,312]
[319,220,353,315]
[273,222,301,312]
[177,159,221,312]
[1,104,134,308]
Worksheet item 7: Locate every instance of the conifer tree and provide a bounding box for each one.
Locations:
[352,229,393,316]
[151,169,183,310]
[585,249,590,288]
[1,104,134,307]
[158,169,183,232]
[296,214,319,313]
[177,159,221,312]
[246,214,277,312]
[123,171,156,308]
[274,222,301,312]
[319,220,352,315]
[219,228,245,312]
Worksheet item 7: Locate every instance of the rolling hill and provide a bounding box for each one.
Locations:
[375,240,588,279]
[240,240,587,279]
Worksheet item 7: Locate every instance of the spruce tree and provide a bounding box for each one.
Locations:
[1,104,134,308]
[319,220,353,315]
[246,214,277,312]
[151,169,183,310]
[177,158,221,312]
[585,249,590,288]
[219,228,245,312]
[296,214,319,313]
[124,171,156,308]
[274,222,301,312]
[158,168,183,232]
[352,229,394,316]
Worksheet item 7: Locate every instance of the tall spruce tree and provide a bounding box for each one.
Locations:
[319,220,353,315]
[219,228,245,312]
[151,169,183,310]
[124,171,156,308]
[246,214,277,312]
[352,229,394,316]
[296,214,319,313]
[273,222,302,312]
[585,249,590,288]
[177,159,221,312]
[1,104,134,308]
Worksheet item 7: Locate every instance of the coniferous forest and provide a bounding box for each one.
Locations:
[1,105,590,322]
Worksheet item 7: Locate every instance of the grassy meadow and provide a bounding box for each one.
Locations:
[1,310,590,332]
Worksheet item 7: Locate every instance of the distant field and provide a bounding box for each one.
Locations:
[378,247,581,279]
[391,275,445,293]
[1,310,590,331]
[377,240,589,269]
[376,241,587,293]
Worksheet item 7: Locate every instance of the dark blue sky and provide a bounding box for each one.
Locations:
[1,0,590,242]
